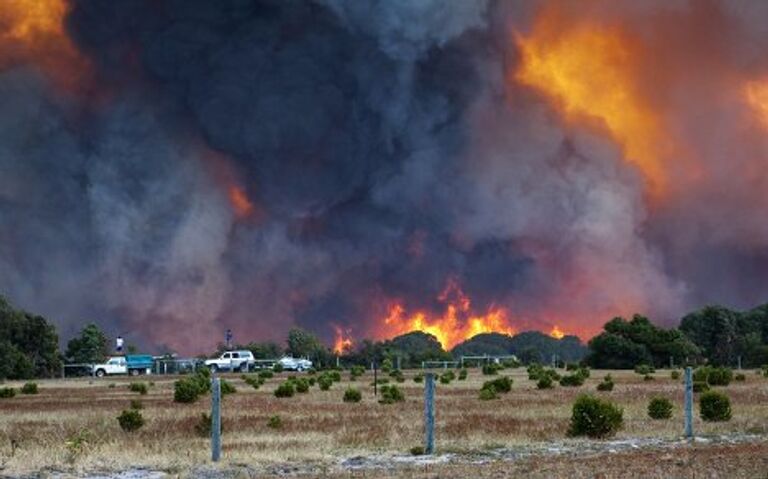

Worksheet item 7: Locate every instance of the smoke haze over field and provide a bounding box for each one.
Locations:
[0,0,767,353]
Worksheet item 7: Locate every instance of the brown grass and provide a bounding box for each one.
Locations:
[0,368,766,476]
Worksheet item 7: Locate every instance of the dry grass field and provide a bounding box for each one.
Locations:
[0,368,767,478]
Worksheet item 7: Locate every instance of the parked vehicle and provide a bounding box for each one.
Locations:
[204,350,255,372]
[277,356,313,372]
[92,355,154,377]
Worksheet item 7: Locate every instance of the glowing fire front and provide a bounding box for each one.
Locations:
[378,280,515,350]
[332,326,353,355]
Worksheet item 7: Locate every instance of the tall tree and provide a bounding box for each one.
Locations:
[286,328,324,359]
[65,323,110,364]
[0,296,61,379]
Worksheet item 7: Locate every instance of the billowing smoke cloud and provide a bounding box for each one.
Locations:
[0,0,766,352]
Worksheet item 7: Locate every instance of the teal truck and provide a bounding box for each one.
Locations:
[92,355,154,377]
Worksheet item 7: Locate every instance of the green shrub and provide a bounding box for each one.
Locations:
[560,373,585,387]
[670,370,680,380]
[174,379,201,403]
[308,377,316,386]
[566,363,579,371]
[693,381,710,393]
[694,366,732,386]
[482,364,499,375]
[117,409,144,432]
[343,387,362,403]
[479,386,498,400]
[273,363,284,373]
[381,358,393,373]
[267,415,282,429]
[439,374,452,385]
[537,376,554,389]
[220,379,236,395]
[21,382,38,395]
[244,375,261,389]
[194,412,223,437]
[700,391,732,422]
[294,378,310,393]
[0,387,16,398]
[634,364,655,375]
[648,397,673,419]
[318,376,333,391]
[576,367,591,379]
[643,374,654,382]
[129,399,143,410]
[350,365,365,380]
[735,373,746,382]
[379,384,405,404]
[413,374,424,383]
[597,379,614,391]
[307,368,317,375]
[274,382,295,398]
[458,369,468,380]
[409,446,425,456]
[568,395,623,438]
[259,370,274,379]
[108,383,116,389]
[328,371,342,382]
[129,382,148,395]
[483,376,513,394]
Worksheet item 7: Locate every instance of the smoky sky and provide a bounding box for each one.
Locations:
[0,0,766,353]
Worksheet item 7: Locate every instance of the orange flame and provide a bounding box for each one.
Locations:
[0,0,88,90]
[380,279,515,350]
[745,80,768,129]
[549,325,565,340]
[228,185,255,219]
[332,326,353,355]
[514,9,668,196]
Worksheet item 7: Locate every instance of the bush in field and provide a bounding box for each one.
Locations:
[194,413,222,437]
[259,370,274,379]
[318,376,333,391]
[410,446,425,456]
[129,382,148,395]
[693,381,710,393]
[413,374,424,383]
[643,374,654,382]
[307,368,317,375]
[700,391,732,422]
[117,409,144,432]
[502,358,521,368]
[129,399,143,410]
[343,387,362,403]
[174,379,201,403]
[274,382,295,398]
[735,373,746,382]
[328,370,342,382]
[294,378,310,393]
[597,377,614,391]
[442,370,456,382]
[576,367,591,379]
[670,370,680,380]
[378,384,405,404]
[308,377,316,386]
[479,385,498,400]
[220,379,236,395]
[267,415,282,429]
[482,364,499,375]
[350,365,365,380]
[694,366,732,386]
[381,358,393,373]
[273,363,284,373]
[560,373,585,387]
[566,363,579,371]
[458,369,468,380]
[568,395,623,439]
[483,376,513,393]
[648,397,673,419]
[0,387,15,398]
[244,375,261,389]
[634,364,655,375]
[21,382,38,395]
[537,376,554,389]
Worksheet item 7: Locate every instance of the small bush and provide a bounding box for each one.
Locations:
[259,370,274,379]
[274,381,295,398]
[439,374,452,385]
[458,369,468,380]
[129,382,148,395]
[220,379,236,395]
[568,395,623,438]
[537,376,554,389]
[560,373,585,387]
[700,391,732,422]
[634,364,655,375]
[643,374,654,382]
[479,386,498,400]
[307,368,317,375]
[693,381,710,393]
[566,363,579,371]
[318,376,333,391]
[21,382,38,395]
[482,364,499,375]
[328,370,342,382]
[670,370,680,380]
[379,384,405,404]
[343,387,362,403]
[648,397,673,419]
[350,365,365,380]
[267,415,282,429]
[413,374,424,383]
[597,379,614,392]
[483,376,513,394]
[194,413,220,437]
[735,373,746,382]
[294,378,310,393]
[129,399,143,410]
[117,409,144,432]
[694,366,732,386]
[576,367,591,379]
[272,363,284,373]
[0,387,15,398]
[108,383,116,389]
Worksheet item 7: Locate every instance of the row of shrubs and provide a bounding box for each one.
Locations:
[0,382,38,398]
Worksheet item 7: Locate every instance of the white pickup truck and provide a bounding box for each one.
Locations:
[92,355,154,377]
[205,350,255,372]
